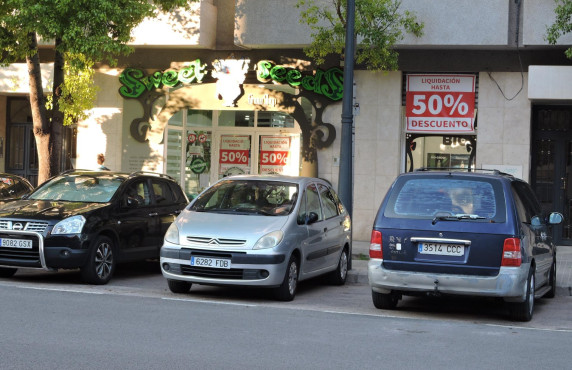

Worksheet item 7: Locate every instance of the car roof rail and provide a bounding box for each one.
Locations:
[414,167,514,177]
[128,171,176,181]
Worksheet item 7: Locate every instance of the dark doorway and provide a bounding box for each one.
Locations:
[530,105,572,245]
[6,98,39,186]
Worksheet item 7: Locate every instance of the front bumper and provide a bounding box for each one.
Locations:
[368,258,530,301]
[0,229,89,271]
[160,245,288,287]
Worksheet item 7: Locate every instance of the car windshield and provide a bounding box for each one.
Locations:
[385,177,506,222]
[30,173,124,203]
[190,180,299,216]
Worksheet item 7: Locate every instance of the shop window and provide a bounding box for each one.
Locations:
[257,111,295,128]
[218,110,254,127]
[405,134,476,172]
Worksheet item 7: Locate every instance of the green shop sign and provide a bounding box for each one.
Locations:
[256,61,343,101]
[118,59,343,101]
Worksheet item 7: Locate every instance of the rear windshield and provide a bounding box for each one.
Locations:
[384,176,506,222]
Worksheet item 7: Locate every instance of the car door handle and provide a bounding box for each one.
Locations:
[149,212,158,217]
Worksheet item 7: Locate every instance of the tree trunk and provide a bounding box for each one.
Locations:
[50,38,65,177]
[25,32,51,184]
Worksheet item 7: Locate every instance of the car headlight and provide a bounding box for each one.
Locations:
[253,230,283,250]
[52,215,86,235]
[164,223,180,244]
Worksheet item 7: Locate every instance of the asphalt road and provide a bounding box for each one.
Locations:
[1,263,572,369]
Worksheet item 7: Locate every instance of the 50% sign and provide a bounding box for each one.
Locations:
[410,93,470,116]
[260,151,289,165]
[220,150,249,164]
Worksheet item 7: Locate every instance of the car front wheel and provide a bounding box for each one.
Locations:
[0,267,17,278]
[508,267,535,322]
[81,236,116,285]
[167,279,192,294]
[274,255,298,301]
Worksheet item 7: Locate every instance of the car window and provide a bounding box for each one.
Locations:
[168,181,187,203]
[0,176,31,198]
[306,183,323,221]
[512,181,542,224]
[152,180,175,205]
[30,174,122,202]
[384,176,506,222]
[190,179,298,216]
[318,183,339,219]
[124,180,151,206]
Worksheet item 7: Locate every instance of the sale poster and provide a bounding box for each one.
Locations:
[406,75,476,133]
[259,136,291,175]
[219,135,251,177]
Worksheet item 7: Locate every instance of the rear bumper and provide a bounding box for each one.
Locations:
[368,258,530,301]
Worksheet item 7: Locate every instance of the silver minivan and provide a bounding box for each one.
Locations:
[160,175,352,301]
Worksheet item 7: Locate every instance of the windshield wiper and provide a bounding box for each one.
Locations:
[432,213,486,225]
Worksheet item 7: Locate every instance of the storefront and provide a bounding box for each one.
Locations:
[117,58,342,198]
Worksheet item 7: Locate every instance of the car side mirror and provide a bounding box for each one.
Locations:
[306,212,319,225]
[548,212,564,225]
[126,196,141,207]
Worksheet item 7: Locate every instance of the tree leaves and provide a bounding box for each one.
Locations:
[296,0,423,71]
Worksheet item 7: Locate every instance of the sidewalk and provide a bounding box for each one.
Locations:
[348,240,572,296]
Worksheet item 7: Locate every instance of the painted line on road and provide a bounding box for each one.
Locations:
[0,282,105,295]
[162,296,258,307]
[484,323,572,333]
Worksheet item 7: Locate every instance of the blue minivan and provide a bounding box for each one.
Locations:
[368,169,563,321]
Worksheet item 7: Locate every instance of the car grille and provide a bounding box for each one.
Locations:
[0,220,49,233]
[179,265,267,280]
[0,233,42,267]
[186,236,247,247]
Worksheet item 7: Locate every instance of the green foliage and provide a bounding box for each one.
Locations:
[546,0,572,59]
[296,0,423,71]
[45,54,99,126]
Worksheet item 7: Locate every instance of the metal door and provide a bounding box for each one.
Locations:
[531,106,572,245]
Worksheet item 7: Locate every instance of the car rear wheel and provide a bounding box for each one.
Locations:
[274,255,298,301]
[545,260,556,299]
[372,291,399,310]
[327,248,348,285]
[508,267,535,322]
[167,279,192,294]
[80,236,116,285]
[0,267,17,278]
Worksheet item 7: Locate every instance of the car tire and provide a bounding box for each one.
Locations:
[0,267,17,278]
[167,279,192,294]
[327,248,348,285]
[80,235,116,285]
[508,267,535,322]
[372,290,399,310]
[545,260,557,299]
[274,255,298,301]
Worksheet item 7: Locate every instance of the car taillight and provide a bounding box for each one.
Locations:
[501,238,521,267]
[370,230,383,259]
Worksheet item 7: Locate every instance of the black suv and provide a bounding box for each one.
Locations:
[368,169,563,321]
[0,170,188,284]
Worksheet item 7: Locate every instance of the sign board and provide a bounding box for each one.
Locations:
[219,135,251,177]
[406,75,476,134]
[259,136,291,175]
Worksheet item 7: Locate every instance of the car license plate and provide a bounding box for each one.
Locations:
[0,238,33,249]
[418,243,464,256]
[190,256,231,269]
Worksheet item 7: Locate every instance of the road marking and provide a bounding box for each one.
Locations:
[0,282,105,295]
[162,297,258,307]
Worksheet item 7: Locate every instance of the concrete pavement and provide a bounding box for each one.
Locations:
[348,240,572,296]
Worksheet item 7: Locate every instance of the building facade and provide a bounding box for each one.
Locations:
[1,0,572,242]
